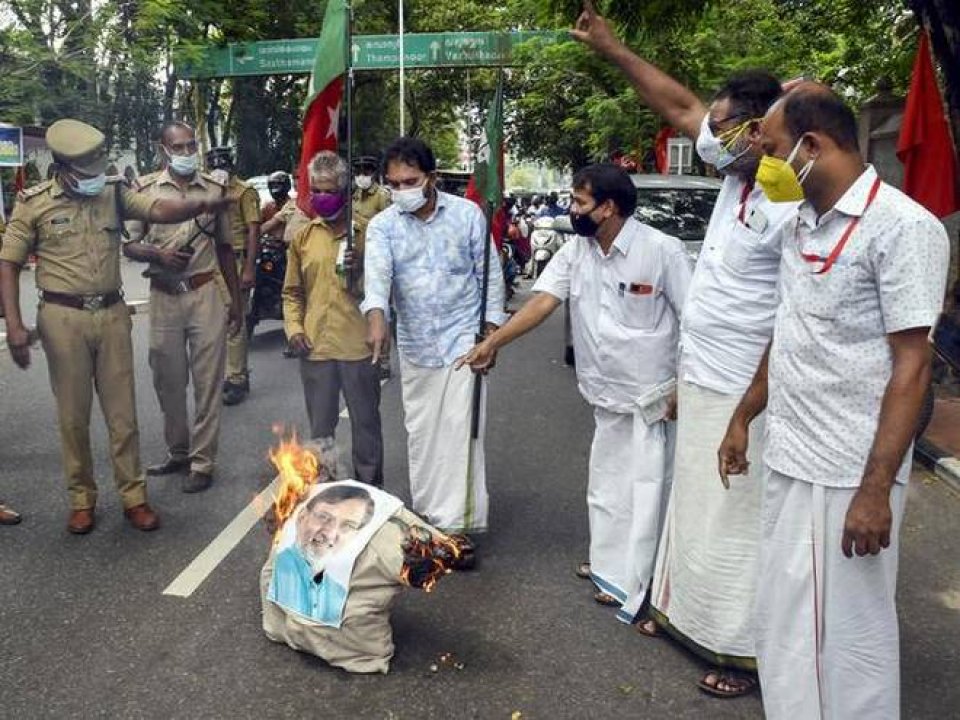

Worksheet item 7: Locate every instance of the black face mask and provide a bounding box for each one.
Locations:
[569,205,601,237]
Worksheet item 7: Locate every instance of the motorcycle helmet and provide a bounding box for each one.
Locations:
[267,170,292,197]
[206,146,234,172]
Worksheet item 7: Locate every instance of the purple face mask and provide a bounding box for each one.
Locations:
[310,191,346,219]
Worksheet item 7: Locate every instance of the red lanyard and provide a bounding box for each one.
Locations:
[737,181,753,223]
[799,176,882,274]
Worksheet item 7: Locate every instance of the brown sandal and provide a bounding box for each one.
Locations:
[633,618,660,638]
[697,670,759,698]
[593,590,622,607]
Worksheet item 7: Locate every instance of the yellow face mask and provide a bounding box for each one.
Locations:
[756,136,816,203]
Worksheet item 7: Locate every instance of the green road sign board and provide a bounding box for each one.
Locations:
[180,31,564,78]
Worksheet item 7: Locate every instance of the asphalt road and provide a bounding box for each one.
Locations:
[1,281,959,719]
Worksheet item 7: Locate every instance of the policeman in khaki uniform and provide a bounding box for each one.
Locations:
[206,147,261,405]
[0,119,232,533]
[352,156,391,223]
[124,122,242,494]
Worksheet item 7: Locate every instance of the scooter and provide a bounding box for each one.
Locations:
[529,216,565,279]
[246,233,287,338]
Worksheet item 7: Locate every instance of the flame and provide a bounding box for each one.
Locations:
[268,427,320,542]
[399,527,463,593]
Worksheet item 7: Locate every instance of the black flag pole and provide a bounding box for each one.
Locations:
[343,0,356,294]
[470,197,494,439]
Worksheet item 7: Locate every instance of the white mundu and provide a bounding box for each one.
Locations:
[535,216,691,618]
[650,152,797,666]
[758,167,948,719]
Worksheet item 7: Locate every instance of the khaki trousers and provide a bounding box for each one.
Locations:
[225,256,249,385]
[37,300,146,510]
[148,281,228,475]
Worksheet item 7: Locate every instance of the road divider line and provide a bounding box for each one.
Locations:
[162,476,278,598]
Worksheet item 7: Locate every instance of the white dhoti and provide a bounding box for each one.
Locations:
[400,358,488,533]
[756,468,906,720]
[587,406,674,622]
[649,380,765,665]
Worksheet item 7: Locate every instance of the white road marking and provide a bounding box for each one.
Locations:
[162,477,278,598]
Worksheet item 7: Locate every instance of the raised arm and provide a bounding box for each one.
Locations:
[570,0,706,139]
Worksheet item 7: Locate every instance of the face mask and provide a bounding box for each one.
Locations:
[70,172,106,197]
[166,150,199,177]
[354,175,373,191]
[569,205,601,237]
[696,114,753,171]
[755,136,816,203]
[391,182,428,213]
[310,191,346,219]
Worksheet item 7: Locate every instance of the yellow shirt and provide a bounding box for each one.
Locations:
[125,169,230,278]
[352,184,391,223]
[225,176,261,251]
[0,177,156,294]
[282,216,370,362]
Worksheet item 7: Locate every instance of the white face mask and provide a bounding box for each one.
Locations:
[391,182,428,213]
[71,172,107,197]
[166,149,199,177]
[695,114,751,171]
[354,174,373,191]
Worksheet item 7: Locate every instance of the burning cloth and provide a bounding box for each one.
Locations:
[260,479,451,673]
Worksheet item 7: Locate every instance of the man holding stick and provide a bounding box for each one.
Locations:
[361,137,505,543]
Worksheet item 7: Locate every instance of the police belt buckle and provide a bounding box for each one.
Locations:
[82,294,106,311]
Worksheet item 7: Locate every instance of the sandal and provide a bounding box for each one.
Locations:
[697,669,759,699]
[575,561,591,579]
[633,618,660,638]
[0,503,21,526]
[593,590,622,607]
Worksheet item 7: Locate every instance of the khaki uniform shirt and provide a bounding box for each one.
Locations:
[276,198,311,246]
[225,176,261,251]
[0,177,156,294]
[353,185,391,223]
[282,216,370,362]
[125,169,230,278]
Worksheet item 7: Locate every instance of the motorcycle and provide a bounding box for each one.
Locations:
[246,233,287,338]
[529,216,565,279]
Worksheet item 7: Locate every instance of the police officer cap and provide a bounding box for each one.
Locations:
[46,119,107,175]
[354,155,379,172]
[206,146,234,168]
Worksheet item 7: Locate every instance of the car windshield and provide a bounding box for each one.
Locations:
[633,188,719,242]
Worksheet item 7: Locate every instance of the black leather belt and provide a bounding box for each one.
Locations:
[41,290,123,311]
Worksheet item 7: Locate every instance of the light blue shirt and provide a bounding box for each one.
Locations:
[360,191,507,367]
[268,546,348,625]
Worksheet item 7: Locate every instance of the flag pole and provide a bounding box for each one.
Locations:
[344,0,356,294]
[470,70,504,440]
[399,0,405,135]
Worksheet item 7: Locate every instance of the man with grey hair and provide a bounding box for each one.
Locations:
[283,151,384,486]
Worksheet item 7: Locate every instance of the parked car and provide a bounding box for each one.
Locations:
[560,174,723,365]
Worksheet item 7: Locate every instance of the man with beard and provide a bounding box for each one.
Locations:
[572,0,796,697]
[268,484,375,622]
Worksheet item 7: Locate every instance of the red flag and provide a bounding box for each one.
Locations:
[896,30,959,218]
[296,0,347,216]
[654,127,675,175]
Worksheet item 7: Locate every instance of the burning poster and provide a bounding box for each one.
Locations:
[267,480,402,627]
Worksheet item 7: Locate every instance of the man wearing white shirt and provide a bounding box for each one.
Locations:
[459,164,691,622]
[720,83,948,719]
[572,1,796,697]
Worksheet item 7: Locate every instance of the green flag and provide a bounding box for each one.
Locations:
[469,70,505,209]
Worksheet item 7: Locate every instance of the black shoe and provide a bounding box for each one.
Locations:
[146,458,190,476]
[223,380,249,406]
[182,471,214,494]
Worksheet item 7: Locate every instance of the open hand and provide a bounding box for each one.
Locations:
[455,339,497,374]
